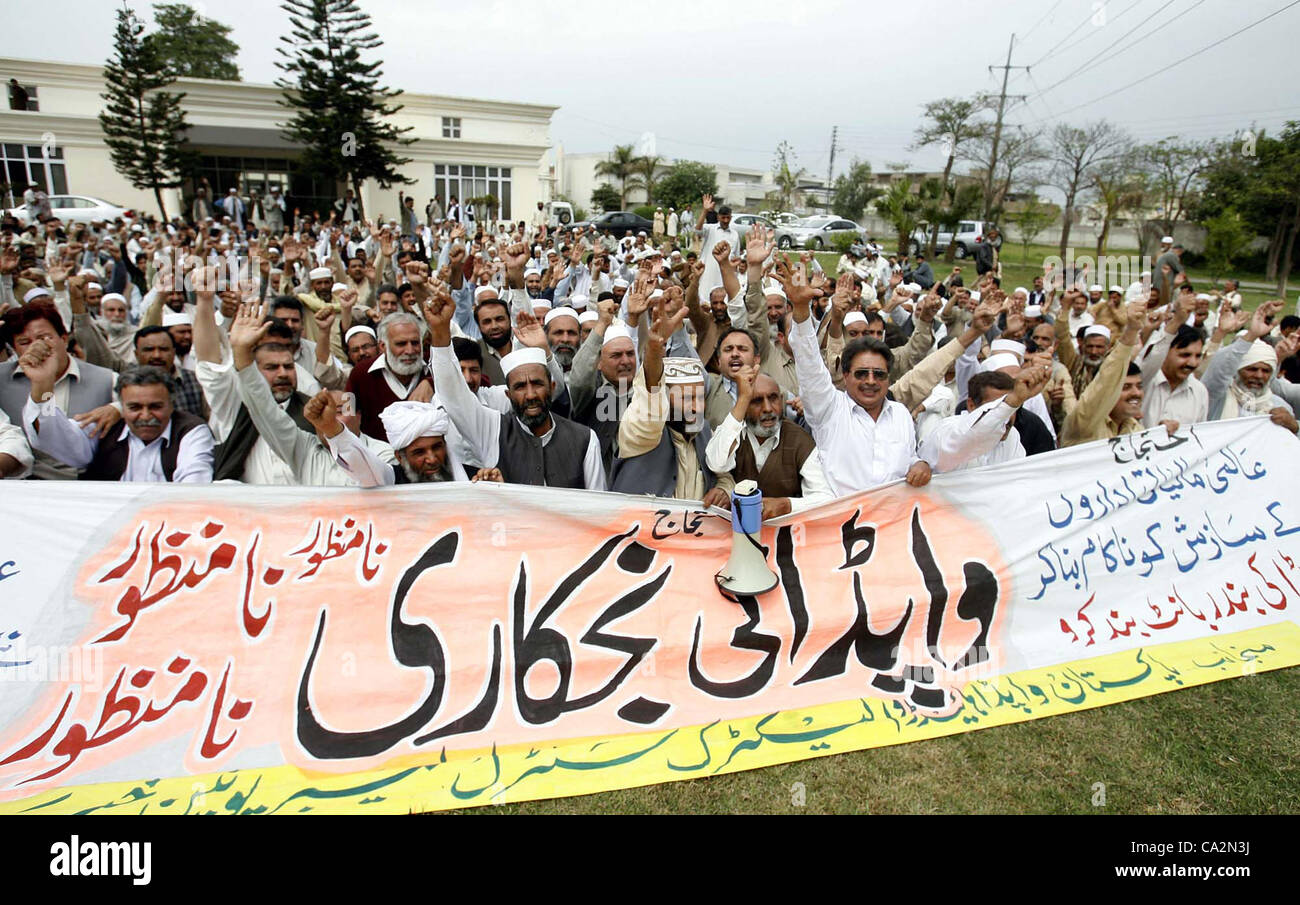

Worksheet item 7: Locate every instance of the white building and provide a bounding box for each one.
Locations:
[551,144,779,214]
[0,57,556,224]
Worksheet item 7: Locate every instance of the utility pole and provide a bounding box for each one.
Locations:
[826,125,838,211]
[984,34,1028,222]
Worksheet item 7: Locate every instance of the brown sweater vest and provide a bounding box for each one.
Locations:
[730,419,815,499]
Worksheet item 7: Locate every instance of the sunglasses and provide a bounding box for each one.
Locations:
[850,367,889,383]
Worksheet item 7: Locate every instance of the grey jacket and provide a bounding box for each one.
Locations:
[0,357,116,479]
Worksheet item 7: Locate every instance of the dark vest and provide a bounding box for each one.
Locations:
[80,409,207,482]
[496,412,591,488]
[731,419,815,499]
[578,382,630,474]
[609,422,717,498]
[212,392,315,481]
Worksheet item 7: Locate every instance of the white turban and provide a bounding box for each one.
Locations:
[990,339,1025,360]
[1089,284,1103,293]
[380,400,450,451]
[612,278,630,289]
[1109,285,1124,295]
[969,290,982,302]
[500,347,548,378]
[1024,305,1043,318]
[309,266,332,281]
[662,357,705,385]
[331,282,349,295]
[531,299,552,311]
[85,282,103,294]
[982,353,1020,373]
[544,306,580,326]
[1013,286,1028,297]
[524,267,541,278]
[1238,340,1277,375]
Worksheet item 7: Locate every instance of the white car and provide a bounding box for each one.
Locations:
[775,215,865,250]
[7,194,134,225]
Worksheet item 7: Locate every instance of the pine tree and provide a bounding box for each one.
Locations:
[143,3,241,81]
[99,4,192,221]
[275,0,414,218]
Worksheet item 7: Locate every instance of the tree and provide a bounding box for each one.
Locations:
[627,154,662,204]
[962,125,1047,223]
[590,183,621,213]
[276,0,415,219]
[1090,153,1146,257]
[874,177,922,256]
[830,159,883,221]
[911,97,990,261]
[769,141,806,212]
[594,144,639,209]
[653,160,718,210]
[1047,120,1130,256]
[1203,209,1254,279]
[99,5,192,221]
[1011,194,1058,264]
[143,3,240,81]
[1136,138,1212,256]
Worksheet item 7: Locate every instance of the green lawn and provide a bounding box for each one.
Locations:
[445,665,1300,814]
[812,244,1289,313]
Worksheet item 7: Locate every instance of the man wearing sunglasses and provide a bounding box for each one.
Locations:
[777,260,932,495]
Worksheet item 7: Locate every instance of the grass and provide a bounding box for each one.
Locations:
[443,665,1300,814]
[812,243,1289,313]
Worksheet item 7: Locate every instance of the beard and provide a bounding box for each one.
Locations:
[551,344,576,371]
[387,350,423,376]
[270,380,295,403]
[400,457,449,483]
[100,319,131,338]
[748,417,779,440]
[1083,355,1104,368]
[512,396,550,430]
[482,330,511,351]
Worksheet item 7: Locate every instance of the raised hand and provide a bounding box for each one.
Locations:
[597,297,618,327]
[18,338,62,397]
[701,193,714,212]
[1007,358,1054,408]
[712,240,732,265]
[420,285,456,340]
[303,390,344,438]
[228,301,271,361]
[1246,300,1283,341]
[513,310,548,349]
[745,224,774,266]
[314,306,337,338]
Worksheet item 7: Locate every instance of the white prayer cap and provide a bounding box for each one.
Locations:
[612,278,629,289]
[1024,305,1043,319]
[662,357,705,385]
[309,266,332,281]
[843,312,868,328]
[100,292,126,305]
[532,245,542,254]
[763,281,787,300]
[1013,286,1029,297]
[162,310,194,327]
[904,283,923,294]
[602,323,635,347]
[670,250,682,258]
[1140,270,1151,278]
[1089,284,1103,293]
[344,325,376,344]
[85,282,103,293]
[499,347,548,378]
[77,268,99,278]
[380,401,450,451]
[981,352,1020,373]
[1108,285,1124,294]
[920,384,955,414]
[637,231,647,237]
[474,285,498,301]
[544,306,580,326]
[331,282,349,294]
[1084,324,1112,340]
[568,293,590,310]
[531,299,552,311]
[1126,284,1146,301]
[633,248,660,262]
[23,286,51,303]
[990,339,1026,360]
[524,267,542,278]
[648,288,664,300]
[969,290,981,302]
[1195,293,1212,301]
[578,311,599,325]
[1160,235,1174,244]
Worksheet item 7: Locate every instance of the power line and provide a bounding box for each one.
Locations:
[1026,3,1114,68]
[1029,0,1189,101]
[1019,0,1069,43]
[1027,0,1300,122]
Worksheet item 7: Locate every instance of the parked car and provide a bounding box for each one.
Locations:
[590,210,656,236]
[759,210,801,226]
[908,219,999,258]
[7,194,133,225]
[774,215,865,250]
[544,200,574,228]
[730,213,776,242]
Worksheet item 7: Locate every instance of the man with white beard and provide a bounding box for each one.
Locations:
[95,292,136,363]
[344,311,434,445]
[304,397,471,486]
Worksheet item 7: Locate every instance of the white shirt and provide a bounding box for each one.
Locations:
[698,222,741,302]
[788,315,918,496]
[197,355,302,484]
[367,353,423,400]
[22,396,214,482]
[1138,330,1209,428]
[430,344,606,489]
[919,397,1025,473]
[704,414,833,513]
[0,405,35,478]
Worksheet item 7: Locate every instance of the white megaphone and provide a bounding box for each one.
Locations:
[715,480,779,598]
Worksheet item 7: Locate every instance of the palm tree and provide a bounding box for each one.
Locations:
[770,141,806,212]
[875,177,921,255]
[627,154,663,204]
[594,144,639,209]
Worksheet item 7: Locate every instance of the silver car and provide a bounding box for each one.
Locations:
[908,219,999,258]
[8,194,133,225]
[730,213,776,242]
[775,215,865,250]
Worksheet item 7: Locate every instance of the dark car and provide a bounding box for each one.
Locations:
[591,210,656,236]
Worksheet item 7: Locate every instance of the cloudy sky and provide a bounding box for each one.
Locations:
[19,0,1300,180]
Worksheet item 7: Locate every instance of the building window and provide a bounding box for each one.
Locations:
[441,117,461,139]
[7,84,37,111]
[433,163,511,221]
[1,142,66,202]
[190,154,334,218]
